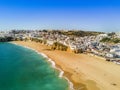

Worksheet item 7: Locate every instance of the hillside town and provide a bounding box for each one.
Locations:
[0,30,120,65]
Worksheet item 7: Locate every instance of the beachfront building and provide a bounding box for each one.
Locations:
[109,45,120,58]
[115,32,120,38]
[68,42,86,53]
[0,32,5,38]
[46,40,55,46]
[105,53,114,58]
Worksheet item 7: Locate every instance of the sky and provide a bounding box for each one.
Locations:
[0,0,120,32]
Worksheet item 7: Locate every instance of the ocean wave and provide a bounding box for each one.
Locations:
[40,54,74,90]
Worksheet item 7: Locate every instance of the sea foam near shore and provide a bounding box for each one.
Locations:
[11,42,74,90]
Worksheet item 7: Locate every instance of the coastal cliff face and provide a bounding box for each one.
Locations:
[12,41,120,90]
[0,37,14,42]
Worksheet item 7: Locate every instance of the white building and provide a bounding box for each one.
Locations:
[115,32,120,38]
[46,40,54,45]
[96,34,108,41]
[106,53,114,58]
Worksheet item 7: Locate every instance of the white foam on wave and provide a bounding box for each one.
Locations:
[40,53,48,58]
[11,42,74,90]
[40,54,74,90]
[48,59,55,68]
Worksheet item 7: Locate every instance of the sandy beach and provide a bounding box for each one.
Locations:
[12,41,120,90]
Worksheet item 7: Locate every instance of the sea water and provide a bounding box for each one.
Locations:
[0,42,69,90]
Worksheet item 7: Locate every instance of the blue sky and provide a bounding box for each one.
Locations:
[0,0,120,32]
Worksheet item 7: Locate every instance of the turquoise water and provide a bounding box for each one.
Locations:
[0,43,69,90]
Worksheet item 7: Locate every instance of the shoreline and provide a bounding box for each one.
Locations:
[10,42,74,90]
[11,41,120,90]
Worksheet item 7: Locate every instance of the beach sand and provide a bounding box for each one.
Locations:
[12,41,120,90]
